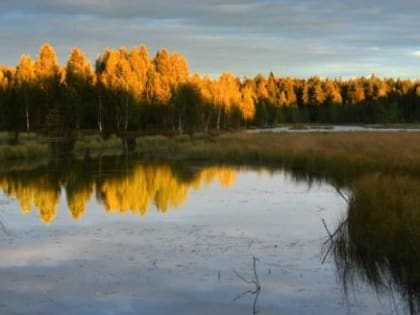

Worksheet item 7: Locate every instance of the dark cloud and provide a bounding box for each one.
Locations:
[1,0,420,78]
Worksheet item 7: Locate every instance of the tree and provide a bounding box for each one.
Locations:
[324,80,342,105]
[348,79,365,104]
[0,67,13,133]
[66,47,96,129]
[35,43,60,107]
[240,85,255,126]
[214,73,241,130]
[191,74,215,133]
[34,43,61,131]
[96,47,134,131]
[15,55,35,131]
[128,44,152,102]
[152,49,172,105]
[172,82,202,133]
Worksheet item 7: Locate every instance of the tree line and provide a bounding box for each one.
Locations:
[1,43,420,137]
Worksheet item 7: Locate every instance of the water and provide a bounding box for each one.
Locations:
[0,158,416,314]
[249,125,420,133]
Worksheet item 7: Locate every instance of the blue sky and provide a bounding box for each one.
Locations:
[1,0,420,78]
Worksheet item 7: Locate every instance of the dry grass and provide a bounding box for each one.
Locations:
[0,143,49,160]
[73,134,123,158]
[331,174,420,312]
[2,131,420,179]
[165,132,420,176]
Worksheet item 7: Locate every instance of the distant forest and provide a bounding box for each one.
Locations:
[1,43,420,136]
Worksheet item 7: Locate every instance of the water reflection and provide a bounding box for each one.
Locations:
[0,159,237,224]
[2,158,420,313]
[328,174,420,315]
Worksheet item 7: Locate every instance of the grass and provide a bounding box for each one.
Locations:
[3,130,420,182]
[0,143,49,161]
[331,174,420,311]
[0,131,39,145]
[0,132,125,161]
[73,134,123,158]
[133,132,420,179]
[134,131,420,188]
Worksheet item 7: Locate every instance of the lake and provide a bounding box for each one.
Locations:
[249,125,420,133]
[0,157,417,315]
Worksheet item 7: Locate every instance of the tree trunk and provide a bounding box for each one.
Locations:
[97,91,103,133]
[24,91,30,132]
[216,106,222,132]
[46,88,49,109]
[204,116,210,135]
[76,99,80,130]
[125,92,129,130]
[178,113,183,134]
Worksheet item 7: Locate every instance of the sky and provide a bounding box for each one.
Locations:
[1,0,420,78]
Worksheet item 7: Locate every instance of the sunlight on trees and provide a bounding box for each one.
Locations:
[1,42,420,136]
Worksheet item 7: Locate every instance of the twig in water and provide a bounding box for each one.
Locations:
[321,242,334,265]
[322,218,333,239]
[322,220,347,245]
[321,218,347,264]
[233,256,261,315]
[331,183,350,203]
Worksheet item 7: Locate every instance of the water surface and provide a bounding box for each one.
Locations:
[250,125,420,133]
[0,159,417,314]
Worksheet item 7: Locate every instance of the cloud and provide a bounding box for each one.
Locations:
[411,51,420,57]
[0,0,420,78]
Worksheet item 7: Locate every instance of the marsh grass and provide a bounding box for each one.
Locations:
[0,132,49,160]
[73,134,123,158]
[2,131,420,179]
[135,135,178,159]
[0,143,49,160]
[332,174,420,314]
[128,131,420,184]
[0,132,40,145]
[168,132,420,179]
[174,134,191,143]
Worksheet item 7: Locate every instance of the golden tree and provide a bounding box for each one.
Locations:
[15,54,35,131]
[35,43,60,108]
[240,84,256,125]
[66,47,96,129]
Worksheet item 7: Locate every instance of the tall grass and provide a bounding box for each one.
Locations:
[0,143,49,160]
[0,132,40,145]
[169,132,420,178]
[2,131,420,179]
[73,134,123,158]
[332,174,420,314]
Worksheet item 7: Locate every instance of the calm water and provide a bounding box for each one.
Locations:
[0,158,417,314]
[250,125,420,133]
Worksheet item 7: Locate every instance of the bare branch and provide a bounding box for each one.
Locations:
[322,218,333,239]
[233,257,262,315]
[323,220,347,245]
[233,289,255,302]
[331,183,350,203]
[233,269,254,285]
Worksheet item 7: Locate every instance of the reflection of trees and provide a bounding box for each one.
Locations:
[0,173,60,224]
[66,181,95,220]
[328,174,420,315]
[96,165,237,216]
[97,165,190,215]
[0,159,237,224]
